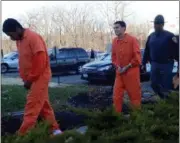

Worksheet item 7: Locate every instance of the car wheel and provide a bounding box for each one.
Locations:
[1,64,9,73]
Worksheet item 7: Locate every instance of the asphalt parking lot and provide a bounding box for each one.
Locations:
[2,71,88,85]
[1,71,153,93]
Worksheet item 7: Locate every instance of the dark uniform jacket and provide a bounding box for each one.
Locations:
[143,30,178,65]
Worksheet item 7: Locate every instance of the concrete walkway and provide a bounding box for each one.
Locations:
[1,77,69,88]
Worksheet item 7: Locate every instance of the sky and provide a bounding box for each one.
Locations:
[2,1,179,29]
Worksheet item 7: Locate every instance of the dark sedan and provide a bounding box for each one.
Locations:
[80,50,151,84]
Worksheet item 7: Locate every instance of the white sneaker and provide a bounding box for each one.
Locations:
[52,129,63,136]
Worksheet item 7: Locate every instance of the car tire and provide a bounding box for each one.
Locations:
[1,64,9,73]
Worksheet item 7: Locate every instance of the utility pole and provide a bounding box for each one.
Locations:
[1,49,4,58]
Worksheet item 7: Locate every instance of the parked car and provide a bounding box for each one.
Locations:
[80,49,178,84]
[49,47,90,73]
[1,51,19,73]
[95,52,107,60]
[1,49,54,73]
[87,50,104,59]
[1,48,90,74]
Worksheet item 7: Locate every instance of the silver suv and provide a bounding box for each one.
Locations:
[1,49,54,73]
[1,51,19,73]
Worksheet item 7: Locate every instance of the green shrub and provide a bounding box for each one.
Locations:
[1,85,88,114]
[2,91,179,143]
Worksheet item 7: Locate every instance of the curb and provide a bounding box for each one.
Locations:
[1,77,70,88]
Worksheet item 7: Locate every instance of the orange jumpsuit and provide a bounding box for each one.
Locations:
[112,33,142,113]
[16,29,60,135]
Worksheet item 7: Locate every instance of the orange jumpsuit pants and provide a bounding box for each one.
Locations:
[16,28,60,135]
[112,33,142,113]
[18,71,59,135]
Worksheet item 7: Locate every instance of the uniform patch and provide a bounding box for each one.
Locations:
[172,36,178,43]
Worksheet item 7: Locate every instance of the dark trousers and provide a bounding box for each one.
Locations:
[150,61,174,99]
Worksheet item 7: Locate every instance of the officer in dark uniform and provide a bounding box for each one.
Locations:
[172,35,179,90]
[142,15,178,98]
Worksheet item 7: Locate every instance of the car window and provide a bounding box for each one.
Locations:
[76,49,88,58]
[102,54,111,61]
[12,53,19,59]
[67,50,76,58]
[57,50,67,58]
[3,52,16,58]
[48,49,53,55]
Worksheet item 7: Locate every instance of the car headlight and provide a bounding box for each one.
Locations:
[97,65,112,71]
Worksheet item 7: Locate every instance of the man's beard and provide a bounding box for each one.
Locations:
[18,32,23,40]
[116,32,122,36]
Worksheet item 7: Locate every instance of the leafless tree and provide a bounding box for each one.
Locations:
[97,1,134,42]
[2,2,151,53]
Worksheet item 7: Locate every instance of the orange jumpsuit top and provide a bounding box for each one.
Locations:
[16,29,51,82]
[112,33,141,69]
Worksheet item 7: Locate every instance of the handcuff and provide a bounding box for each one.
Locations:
[115,63,132,69]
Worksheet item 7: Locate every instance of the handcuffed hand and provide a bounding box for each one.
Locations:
[141,65,146,72]
[118,64,132,74]
[24,81,32,90]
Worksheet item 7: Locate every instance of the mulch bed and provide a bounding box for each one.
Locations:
[1,111,88,136]
[2,87,157,136]
[67,87,157,112]
[68,88,129,114]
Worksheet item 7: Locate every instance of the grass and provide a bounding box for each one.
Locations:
[1,85,89,115]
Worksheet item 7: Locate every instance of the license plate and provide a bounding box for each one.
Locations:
[83,74,88,78]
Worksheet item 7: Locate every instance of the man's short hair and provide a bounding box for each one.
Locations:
[114,21,126,28]
[3,18,23,33]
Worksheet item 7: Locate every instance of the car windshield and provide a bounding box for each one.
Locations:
[48,49,53,55]
[100,50,144,62]
[3,52,16,58]
[101,54,111,61]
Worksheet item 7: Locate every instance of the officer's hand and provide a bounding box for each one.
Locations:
[176,70,179,77]
[173,74,179,89]
[24,81,32,90]
[141,65,146,72]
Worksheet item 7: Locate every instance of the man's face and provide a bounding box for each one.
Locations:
[154,23,164,32]
[113,24,125,36]
[6,28,23,41]
[6,32,20,41]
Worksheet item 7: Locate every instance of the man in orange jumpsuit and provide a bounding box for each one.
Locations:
[2,18,62,136]
[112,21,142,113]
